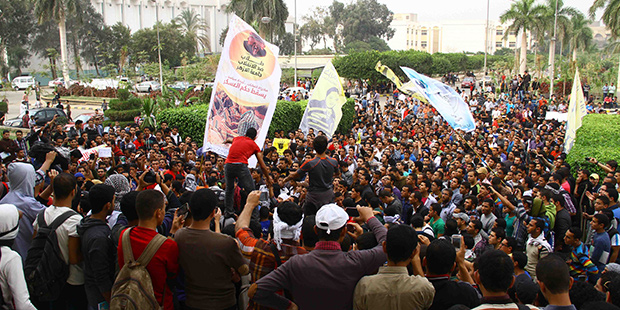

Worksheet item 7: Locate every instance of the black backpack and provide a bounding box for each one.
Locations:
[24,210,77,302]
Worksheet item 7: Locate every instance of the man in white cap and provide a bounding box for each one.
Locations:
[249,203,387,310]
[0,204,37,309]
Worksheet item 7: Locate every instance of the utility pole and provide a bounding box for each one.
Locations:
[548,0,558,99]
[152,0,164,85]
[483,0,490,76]
[294,0,298,86]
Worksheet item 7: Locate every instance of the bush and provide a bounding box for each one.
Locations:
[0,100,8,114]
[268,100,307,137]
[157,104,210,144]
[159,98,356,146]
[566,114,620,176]
[105,108,142,121]
[117,88,131,101]
[57,85,118,98]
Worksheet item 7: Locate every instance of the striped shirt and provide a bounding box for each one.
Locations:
[568,242,599,280]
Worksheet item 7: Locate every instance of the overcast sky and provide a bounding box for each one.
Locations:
[285,0,599,24]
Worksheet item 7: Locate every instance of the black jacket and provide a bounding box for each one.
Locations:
[77,217,116,307]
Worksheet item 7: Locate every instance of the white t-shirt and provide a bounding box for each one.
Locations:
[33,205,84,285]
[0,247,37,309]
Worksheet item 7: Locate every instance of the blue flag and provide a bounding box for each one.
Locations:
[400,66,476,132]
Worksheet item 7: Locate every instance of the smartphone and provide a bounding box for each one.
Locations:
[452,234,462,249]
[177,203,189,220]
[345,207,359,217]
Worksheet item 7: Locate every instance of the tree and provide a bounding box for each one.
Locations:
[500,0,546,74]
[300,7,330,50]
[226,0,289,39]
[328,0,394,50]
[98,22,132,75]
[0,0,34,78]
[176,9,211,53]
[131,22,196,68]
[344,36,390,53]
[590,0,620,38]
[569,13,593,61]
[34,0,82,85]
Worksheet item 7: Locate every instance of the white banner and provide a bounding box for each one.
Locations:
[203,15,281,165]
[400,66,476,132]
[564,68,587,153]
[299,62,346,138]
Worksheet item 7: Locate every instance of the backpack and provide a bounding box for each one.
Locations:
[110,227,167,310]
[24,210,77,302]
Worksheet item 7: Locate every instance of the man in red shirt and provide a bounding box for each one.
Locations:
[224,127,271,220]
[117,189,179,310]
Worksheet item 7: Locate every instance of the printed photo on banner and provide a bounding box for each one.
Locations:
[203,15,281,165]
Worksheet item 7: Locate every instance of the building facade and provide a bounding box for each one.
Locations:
[91,0,232,53]
[387,13,525,55]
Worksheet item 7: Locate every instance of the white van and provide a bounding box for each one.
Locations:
[11,76,36,90]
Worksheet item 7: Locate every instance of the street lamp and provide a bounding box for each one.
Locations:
[548,0,558,99]
[151,0,164,85]
[261,16,272,41]
[483,0,490,76]
[294,0,297,86]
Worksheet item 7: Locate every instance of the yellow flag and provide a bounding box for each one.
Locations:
[375,61,428,103]
[299,62,346,138]
[564,68,587,153]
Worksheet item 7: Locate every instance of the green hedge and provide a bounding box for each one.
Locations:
[157,104,211,144]
[566,114,620,176]
[105,109,142,121]
[109,97,141,110]
[159,98,356,146]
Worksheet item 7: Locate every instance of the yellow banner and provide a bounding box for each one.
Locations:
[299,62,346,138]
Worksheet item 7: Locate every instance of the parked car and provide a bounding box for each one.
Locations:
[169,81,195,92]
[47,78,78,87]
[135,81,161,92]
[11,76,36,90]
[5,108,67,127]
[64,113,109,131]
[87,78,120,90]
[460,77,476,89]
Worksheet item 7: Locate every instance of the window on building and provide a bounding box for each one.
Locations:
[509,42,516,48]
[496,41,503,47]
[406,40,409,46]
[496,30,503,36]
[421,41,427,47]
[421,30,428,36]
[509,31,516,36]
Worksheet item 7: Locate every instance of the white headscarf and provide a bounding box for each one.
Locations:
[272,207,304,250]
[0,204,20,243]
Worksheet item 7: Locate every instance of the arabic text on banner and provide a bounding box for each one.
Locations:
[299,62,346,138]
[400,66,476,132]
[202,15,281,166]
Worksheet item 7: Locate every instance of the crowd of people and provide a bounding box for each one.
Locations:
[0,72,619,310]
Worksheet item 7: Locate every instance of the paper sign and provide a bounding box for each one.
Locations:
[97,147,112,158]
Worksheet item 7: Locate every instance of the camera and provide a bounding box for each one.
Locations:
[144,170,157,184]
[585,157,592,161]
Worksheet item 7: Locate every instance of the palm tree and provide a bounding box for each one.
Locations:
[176,9,211,53]
[34,0,81,86]
[226,0,289,40]
[590,0,620,38]
[569,13,593,62]
[500,0,546,74]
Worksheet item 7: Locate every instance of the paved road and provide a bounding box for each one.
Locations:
[0,89,95,121]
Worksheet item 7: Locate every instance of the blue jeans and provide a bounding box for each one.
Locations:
[225,163,256,218]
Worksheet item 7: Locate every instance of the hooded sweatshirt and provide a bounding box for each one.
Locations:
[0,163,46,263]
[77,217,116,307]
[0,204,37,310]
